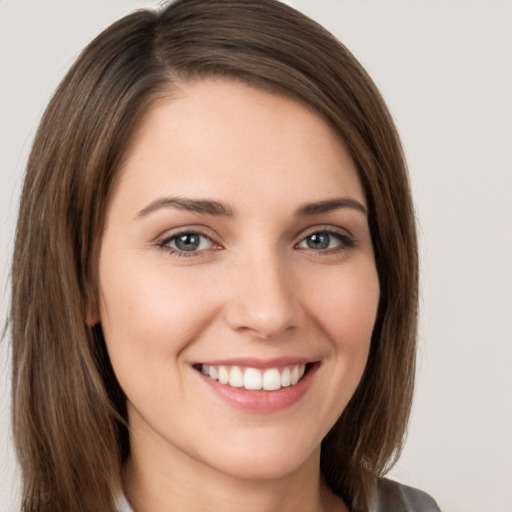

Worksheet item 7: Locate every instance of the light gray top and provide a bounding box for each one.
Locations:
[117,478,441,512]
[116,493,133,512]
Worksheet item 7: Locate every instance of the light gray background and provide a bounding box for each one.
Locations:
[1,1,511,511]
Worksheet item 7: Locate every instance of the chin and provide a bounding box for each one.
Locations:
[198,432,321,483]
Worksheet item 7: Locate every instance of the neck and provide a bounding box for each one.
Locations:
[122,441,346,512]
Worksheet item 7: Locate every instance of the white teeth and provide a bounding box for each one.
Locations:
[208,365,218,380]
[281,368,291,387]
[200,363,308,391]
[218,366,229,385]
[290,365,300,385]
[229,367,244,388]
[262,368,281,391]
[244,368,262,390]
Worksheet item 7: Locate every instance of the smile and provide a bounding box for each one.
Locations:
[198,363,307,391]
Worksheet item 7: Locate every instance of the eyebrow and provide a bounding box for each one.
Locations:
[136,197,234,218]
[135,195,367,219]
[295,198,367,217]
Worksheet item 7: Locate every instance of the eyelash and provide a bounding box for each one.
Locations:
[156,230,218,258]
[295,229,355,253]
[156,227,355,258]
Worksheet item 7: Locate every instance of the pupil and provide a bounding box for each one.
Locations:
[308,232,330,249]
[176,234,200,251]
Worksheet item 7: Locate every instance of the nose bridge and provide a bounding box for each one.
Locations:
[224,246,300,339]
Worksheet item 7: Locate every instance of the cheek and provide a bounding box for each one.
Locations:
[297,260,379,431]
[98,256,221,368]
[304,261,380,351]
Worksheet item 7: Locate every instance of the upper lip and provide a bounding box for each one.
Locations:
[193,357,316,369]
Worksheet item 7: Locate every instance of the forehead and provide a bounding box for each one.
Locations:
[114,79,365,212]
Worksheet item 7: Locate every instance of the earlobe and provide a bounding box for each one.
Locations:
[85,299,100,327]
[85,311,100,327]
[84,284,103,326]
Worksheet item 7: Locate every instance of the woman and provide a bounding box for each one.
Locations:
[10,1,440,511]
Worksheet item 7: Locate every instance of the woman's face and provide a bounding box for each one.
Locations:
[96,80,380,482]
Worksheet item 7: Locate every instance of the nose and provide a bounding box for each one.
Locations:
[223,253,302,340]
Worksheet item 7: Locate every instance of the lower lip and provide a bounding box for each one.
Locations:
[196,364,318,412]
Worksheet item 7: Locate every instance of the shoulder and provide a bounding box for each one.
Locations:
[372,478,441,512]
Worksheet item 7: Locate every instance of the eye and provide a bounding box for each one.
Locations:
[158,231,215,255]
[296,230,353,251]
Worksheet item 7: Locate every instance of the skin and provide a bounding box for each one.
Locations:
[95,80,380,512]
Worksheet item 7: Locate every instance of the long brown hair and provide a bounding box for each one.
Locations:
[10,1,418,511]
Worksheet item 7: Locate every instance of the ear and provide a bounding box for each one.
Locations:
[85,294,100,326]
[85,308,100,327]
[86,313,99,327]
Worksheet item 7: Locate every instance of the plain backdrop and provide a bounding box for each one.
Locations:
[1,1,511,511]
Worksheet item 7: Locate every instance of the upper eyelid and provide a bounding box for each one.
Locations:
[156,225,221,244]
[159,231,212,244]
[296,224,353,240]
